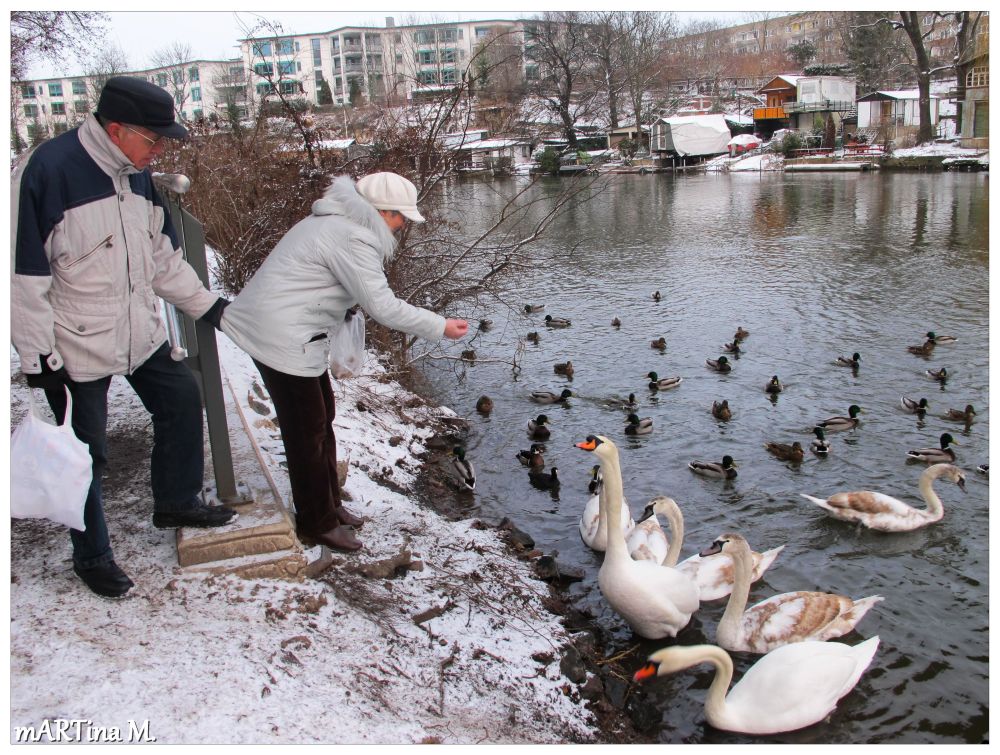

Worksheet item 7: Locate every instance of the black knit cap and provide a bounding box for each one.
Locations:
[96,76,188,139]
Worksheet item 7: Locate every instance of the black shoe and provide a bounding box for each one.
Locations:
[74,561,134,598]
[153,501,238,529]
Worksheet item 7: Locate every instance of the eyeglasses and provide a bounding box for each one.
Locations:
[122,125,163,147]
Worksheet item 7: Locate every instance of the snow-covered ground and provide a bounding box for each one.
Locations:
[8,335,596,744]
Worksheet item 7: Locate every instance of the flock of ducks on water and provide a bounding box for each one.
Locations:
[450,302,983,735]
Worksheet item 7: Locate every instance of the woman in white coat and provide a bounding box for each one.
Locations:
[221,173,468,551]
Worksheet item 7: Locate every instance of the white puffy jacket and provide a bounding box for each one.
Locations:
[221,176,445,377]
[11,115,217,381]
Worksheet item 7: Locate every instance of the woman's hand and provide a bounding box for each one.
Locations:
[443,319,469,339]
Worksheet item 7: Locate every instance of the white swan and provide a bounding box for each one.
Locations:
[800,463,966,532]
[633,637,880,735]
[575,435,699,639]
[579,480,634,552]
[634,497,784,601]
[624,496,673,565]
[707,532,883,653]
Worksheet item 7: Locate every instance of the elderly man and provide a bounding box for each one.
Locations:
[220,172,469,552]
[11,77,236,598]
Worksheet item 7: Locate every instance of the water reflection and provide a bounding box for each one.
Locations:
[422,172,988,744]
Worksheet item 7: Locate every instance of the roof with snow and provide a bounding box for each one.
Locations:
[857,89,939,102]
[758,74,801,93]
[453,137,531,151]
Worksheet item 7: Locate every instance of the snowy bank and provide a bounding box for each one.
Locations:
[8,337,596,744]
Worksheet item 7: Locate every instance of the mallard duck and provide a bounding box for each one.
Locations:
[689,455,737,480]
[576,435,699,638]
[587,464,603,494]
[461,349,476,361]
[712,400,732,421]
[722,340,743,354]
[516,444,544,469]
[652,290,662,302]
[544,315,571,328]
[926,331,956,344]
[706,356,732,373]
[525,331,540,344]
[926,367,948,382]
[528,466,560,490]
[944,404,976,424]
[633,637,880,735]
[478,319,493,332]
[450,446,476,491]
[527,414,550,440]
[734,326,750,340]
[524,303,545,313]
[624,413,653,436]
[837,352,861,369]
[906,432,958,463]
[530,388,572,404]
[650,337,667,350]
[801,463,966,532]
[475,395,493,415]
[977,464,988,476]
[810,427,831,456]
[765,375,783,394]
[818,404,862,432]
[646,372,682,391]
[765,441,804,463]
[900,396,929,414]
[908,339,935,357]
[704,532,883,654]
[605,392,638,411]
[553,360,574,377]
[611,316,621,328]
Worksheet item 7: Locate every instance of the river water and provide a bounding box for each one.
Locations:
[418,171,989,744]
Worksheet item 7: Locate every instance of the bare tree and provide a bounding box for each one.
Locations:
[83,44,132,107]
[523,12,598,147]
[582,12,629,129]
[616,12,677,133]
[10,11,107,82]
[150,42,194,119]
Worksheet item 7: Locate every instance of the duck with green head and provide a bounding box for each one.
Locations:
[818,405,862,432]
[689,455,738,480]
[646,372,682,391]
[907,433,958,464]
[706,356,732,373]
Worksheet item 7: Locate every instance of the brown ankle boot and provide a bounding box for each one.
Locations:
[335,506,364,528]
[310,525,362,551]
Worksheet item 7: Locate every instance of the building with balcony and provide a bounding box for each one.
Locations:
[12,58,242,150]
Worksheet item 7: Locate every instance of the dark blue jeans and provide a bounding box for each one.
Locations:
[43,342,205,569]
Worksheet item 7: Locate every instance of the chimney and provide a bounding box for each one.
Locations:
[385,17,395,28]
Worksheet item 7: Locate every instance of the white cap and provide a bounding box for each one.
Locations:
[355,172,425,223]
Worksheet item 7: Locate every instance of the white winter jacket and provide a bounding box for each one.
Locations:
[11,115,217,381]
[221,176,446,377]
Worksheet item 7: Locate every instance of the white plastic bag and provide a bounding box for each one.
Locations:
[329,308,365,379]
[10,387,92,531]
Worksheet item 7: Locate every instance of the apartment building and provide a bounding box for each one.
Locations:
[11,17,528,149]
[239,17,525,107]
[674,11,961,74]
[12,58,243,149]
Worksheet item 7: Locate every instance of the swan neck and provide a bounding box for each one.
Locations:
[663,504,684,566]
[700,646,735,728]
[717,542,753,639]
[918,466,947,520]
[599,450,628,558]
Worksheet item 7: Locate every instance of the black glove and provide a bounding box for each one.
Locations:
[25,354,69,391]
[200,298,230,331]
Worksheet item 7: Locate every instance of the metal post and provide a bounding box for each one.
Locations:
[154,173,251,506]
